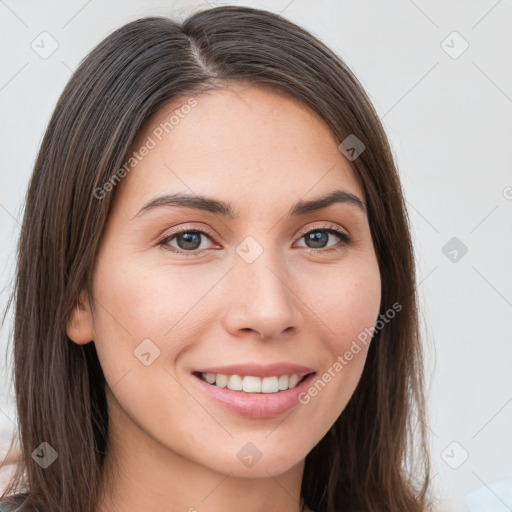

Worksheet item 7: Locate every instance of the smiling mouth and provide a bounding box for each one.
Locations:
[192,371,314,394]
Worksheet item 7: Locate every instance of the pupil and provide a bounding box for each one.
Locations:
[306,231,327,248]
[178,232,201,250]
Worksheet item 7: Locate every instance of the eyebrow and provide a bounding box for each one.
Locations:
[132,189,367,220]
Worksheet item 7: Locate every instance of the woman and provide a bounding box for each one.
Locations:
[0,5,432,512]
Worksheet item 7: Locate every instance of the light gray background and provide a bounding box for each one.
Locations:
[1,1,511,511]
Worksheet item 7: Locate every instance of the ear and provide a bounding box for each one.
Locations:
[66,288,95,344]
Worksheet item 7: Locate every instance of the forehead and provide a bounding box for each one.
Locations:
[115,84,364,213]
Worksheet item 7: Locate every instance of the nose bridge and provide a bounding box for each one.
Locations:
[235,236,291,302]
[222,235,302,338]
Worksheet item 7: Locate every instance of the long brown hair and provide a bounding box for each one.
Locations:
[1,6,432,511]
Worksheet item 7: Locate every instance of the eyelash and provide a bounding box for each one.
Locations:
[156,224,351,257]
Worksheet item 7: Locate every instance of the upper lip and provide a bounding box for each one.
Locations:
[193,363,316,379]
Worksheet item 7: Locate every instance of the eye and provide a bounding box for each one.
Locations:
[157,224,351,256]
[295,225,351,252]
[158,228,218,256]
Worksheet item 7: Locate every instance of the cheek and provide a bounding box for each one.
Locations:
[90,254,223,366]
[301,258,381,399]
[310,259,381,352]
[293,264,380,426]
[89,256,217,424]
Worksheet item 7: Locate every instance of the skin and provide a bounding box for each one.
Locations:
[67,82,381,512]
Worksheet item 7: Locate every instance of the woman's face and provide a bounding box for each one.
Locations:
[69,83,381,481]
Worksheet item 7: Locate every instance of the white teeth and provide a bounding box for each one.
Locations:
[227,375,242,391]
[261,376,279,393]
[215,374,228,388]
[199,372,306,393]
[243,376,261,393]
[288,374,300,388]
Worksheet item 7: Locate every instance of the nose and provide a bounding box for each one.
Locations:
[221,249,305,341]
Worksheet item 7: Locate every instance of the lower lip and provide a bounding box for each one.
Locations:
[192,372,316,419]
